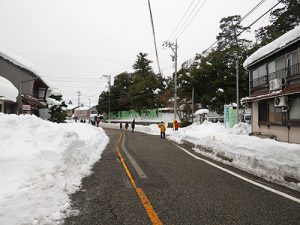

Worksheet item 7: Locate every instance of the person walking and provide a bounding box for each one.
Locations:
[158,121,166,139]
[125,122,129,130]
[120,122,123,129]
[173,119,179,131]
[131,119,135,133]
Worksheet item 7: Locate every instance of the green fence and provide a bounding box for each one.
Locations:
[108,109,159,120]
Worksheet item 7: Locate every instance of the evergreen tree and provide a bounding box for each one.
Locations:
[255,0,300,45]
[132,52,153,77]
[130,52,163,113]
[97,52,165,115]
[97,91,109,114]
[47,90,67,123]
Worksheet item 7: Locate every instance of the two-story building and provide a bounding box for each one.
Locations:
[242,26,300,144]
[0,49,50,117]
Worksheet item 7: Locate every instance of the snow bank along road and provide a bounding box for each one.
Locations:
[65,128,300,225]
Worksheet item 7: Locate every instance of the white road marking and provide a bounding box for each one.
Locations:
[121,132,148,179]
[173,142,300,204]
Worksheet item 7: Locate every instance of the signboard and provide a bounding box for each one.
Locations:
[22,105,31,111]
[224,105,237,128]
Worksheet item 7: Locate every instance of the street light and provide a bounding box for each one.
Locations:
[163,39,178,120]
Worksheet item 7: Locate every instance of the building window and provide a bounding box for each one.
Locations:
[252,64,267,87]
[269,103,283,124]
[258,102,269,123]
[289,96,300,120]
[268,61,276,80]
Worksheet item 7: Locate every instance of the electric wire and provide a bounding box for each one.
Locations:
[167,0,198,41]
[201,0,281,55]
[169,0,204,41]
[175,0,208,40]
[240,0,266,22]
[15,52,133,63]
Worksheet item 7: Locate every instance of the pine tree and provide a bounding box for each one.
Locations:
[255,0,300,45]
[47,90,67,123]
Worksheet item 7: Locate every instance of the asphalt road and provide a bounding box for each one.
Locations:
[64,128,300,225]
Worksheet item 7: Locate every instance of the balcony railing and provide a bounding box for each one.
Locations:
[251,63,300,89]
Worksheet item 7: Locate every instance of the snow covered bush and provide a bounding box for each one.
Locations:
[47,89,67,123]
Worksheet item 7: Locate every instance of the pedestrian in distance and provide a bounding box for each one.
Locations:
[125,122,129,130]
[131,119,135,133]
[158,121,166,139]
[173,119,179,131]
[120,122,123,129]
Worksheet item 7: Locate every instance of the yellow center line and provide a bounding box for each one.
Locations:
[115,133,163,225]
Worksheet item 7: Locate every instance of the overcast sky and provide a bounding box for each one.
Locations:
[0,0,281,106]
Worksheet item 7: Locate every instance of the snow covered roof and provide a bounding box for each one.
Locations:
[0,76,18,102]
[0,48,52,89]
[194,109,209,115]
[78,106,90,110]
[66,104,79,110]
[243,26,300,68]
[0,48,40,75]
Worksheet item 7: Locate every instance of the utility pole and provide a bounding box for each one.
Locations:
[88,98,91,123]
[147,0,162,76]
[192,87,194,123]
[77,91,81,121]
[232,21,240,122]
[163,39,178,121]
[102,74,112,122]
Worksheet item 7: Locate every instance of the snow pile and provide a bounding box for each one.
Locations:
[0,114,109,225]
[0,76,18,102]
[168,121,300,191]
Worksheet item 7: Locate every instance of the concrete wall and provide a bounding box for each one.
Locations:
[289,127,300,144]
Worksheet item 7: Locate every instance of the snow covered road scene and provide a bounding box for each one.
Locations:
[1,114,300,224]
[1,0,300,224]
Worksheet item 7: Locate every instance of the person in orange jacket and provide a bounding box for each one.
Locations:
[158,121,166,139]
[173,119,179,131]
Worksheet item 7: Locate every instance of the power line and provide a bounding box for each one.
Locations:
[240,0,266,22]
[175,0,208,40]
[167,0,198,41]
[15,52,133,63]
[43,75,110,79]
[241,1,282,32]
[169,0,204,41]
[201,0,280,55]
[44,79,106,83]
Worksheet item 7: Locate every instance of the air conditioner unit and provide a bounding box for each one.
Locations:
[269,78,282,91]
[274,96,287,107]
